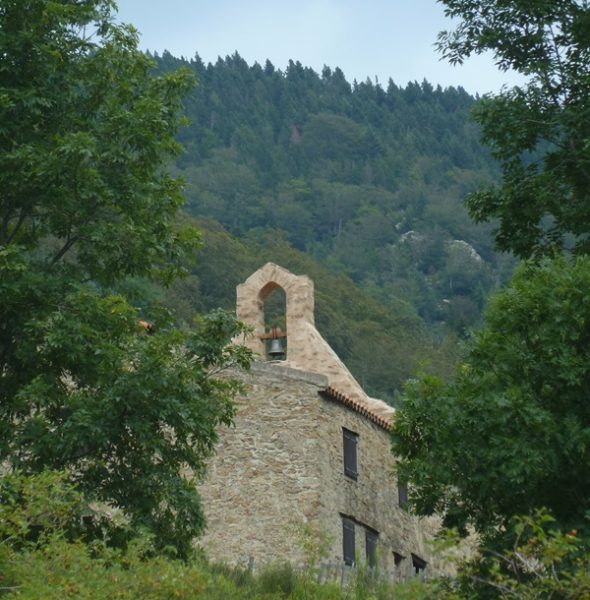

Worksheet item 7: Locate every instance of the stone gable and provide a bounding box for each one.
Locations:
[234,262,394,420]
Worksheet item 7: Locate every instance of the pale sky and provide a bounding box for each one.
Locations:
[115,0,523,95]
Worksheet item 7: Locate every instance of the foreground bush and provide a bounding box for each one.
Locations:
[1,539,433,600]
[0,471,432,599]
[442,512,590,600]
[5,472,589,598]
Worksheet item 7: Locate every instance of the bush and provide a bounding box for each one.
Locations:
[430,511,590,599]
[0,471,439,599]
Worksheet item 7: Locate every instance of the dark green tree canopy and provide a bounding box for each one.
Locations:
[438,0,590,258]
[154,47,509,365]
[393,257,590,538]
[0,0,251,557]
[390,2,590,581]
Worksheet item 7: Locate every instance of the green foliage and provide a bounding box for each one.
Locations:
[4,474,589,598]
[0,0,199,284]
[0,475,429,599]
[0,0,253,556]
[288,522,333,575]
[2,246,252,556]
[148,49,520,400]
[0,475,208,599]
[0,470,86,546]
[393,257,590,539]
[438,0,590,258]
[161,218,462,403]
[434,511,590,599]
[155,50,509,342]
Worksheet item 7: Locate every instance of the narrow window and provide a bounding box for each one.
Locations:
[411,553,427,575]
[398,482,408,508]
[393,551,404,567]
[365,528,378,568]
[343,428,358,480]
[342,517,355,566]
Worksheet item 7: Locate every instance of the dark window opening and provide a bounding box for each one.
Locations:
[398,482,408,508]
[411,553,427,575]
[365,528,378,568]
[393,551,405,567]
[342,517,355,566]
[343,428,358,480]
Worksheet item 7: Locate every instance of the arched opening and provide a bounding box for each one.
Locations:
[259,282,287,360]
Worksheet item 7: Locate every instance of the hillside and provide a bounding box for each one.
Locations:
[146,52,517,400]
[160,218,463,402]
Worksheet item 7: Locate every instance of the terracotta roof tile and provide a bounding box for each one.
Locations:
[320,386,393,432]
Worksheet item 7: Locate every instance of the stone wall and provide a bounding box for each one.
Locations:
[314,386,441,576]
[197,364,328,566]
[198,363,440,576]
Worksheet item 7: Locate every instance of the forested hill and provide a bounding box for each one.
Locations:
[149,51,516,401]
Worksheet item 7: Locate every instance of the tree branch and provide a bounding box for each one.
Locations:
[51,235,79,265]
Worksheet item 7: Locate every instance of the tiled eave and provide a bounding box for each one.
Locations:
[320,386,393,432]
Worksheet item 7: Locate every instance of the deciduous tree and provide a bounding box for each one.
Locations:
[438,0,590,258]
[393,258,590,540]
[0,0,252,556]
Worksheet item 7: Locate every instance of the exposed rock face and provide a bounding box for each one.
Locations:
[198,363,441,576]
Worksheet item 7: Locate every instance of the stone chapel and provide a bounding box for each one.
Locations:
[197,263,440,577]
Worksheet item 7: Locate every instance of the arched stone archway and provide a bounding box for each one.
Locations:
[235,263,314,358]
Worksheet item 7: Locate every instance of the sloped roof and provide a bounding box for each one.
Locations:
[321,386,393,432]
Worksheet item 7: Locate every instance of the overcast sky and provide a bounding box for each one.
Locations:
[115,0,522,95]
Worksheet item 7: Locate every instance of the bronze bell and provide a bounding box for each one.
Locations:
[268,337,285,360]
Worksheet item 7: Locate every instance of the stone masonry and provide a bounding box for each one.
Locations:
[198,264,441,577]
[198,363,440,576]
